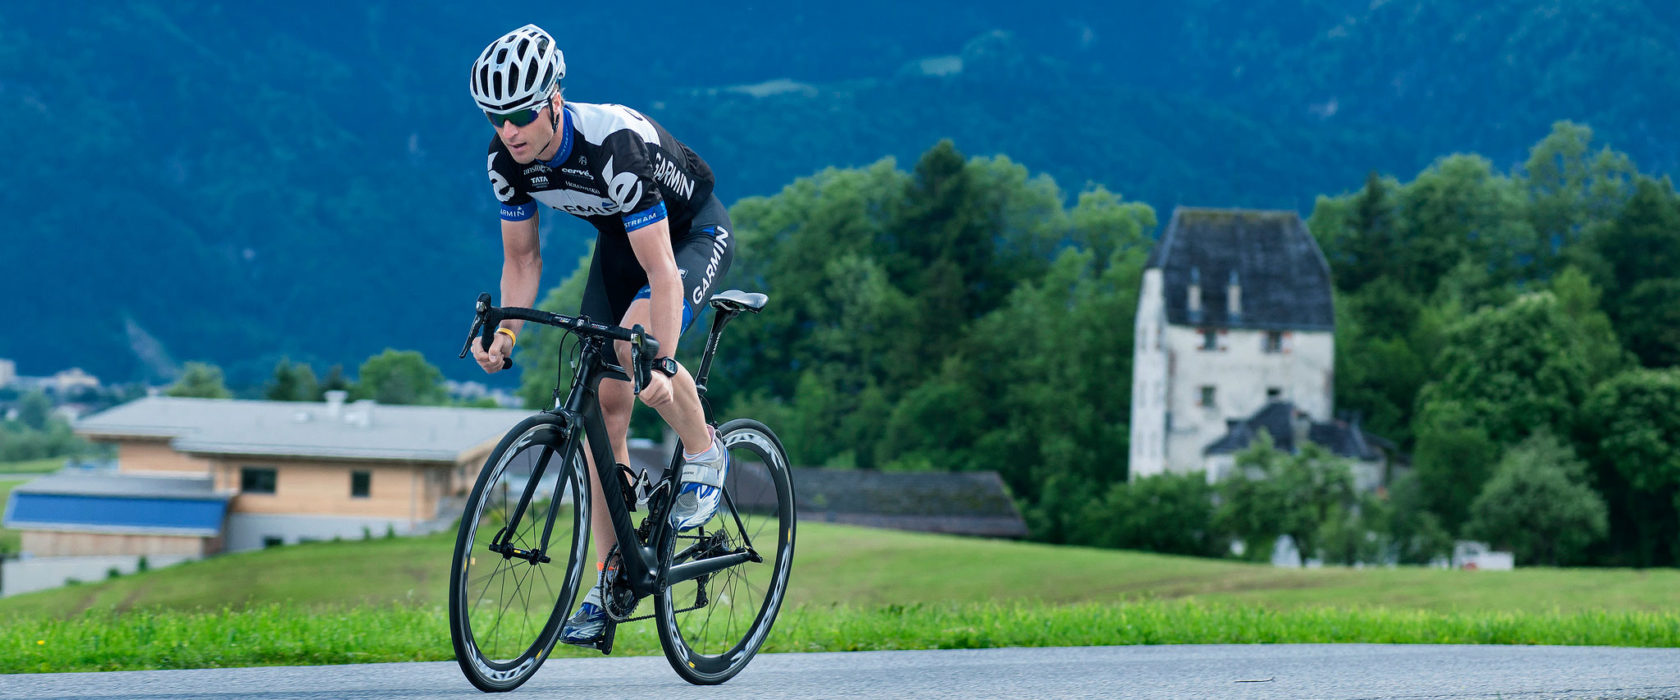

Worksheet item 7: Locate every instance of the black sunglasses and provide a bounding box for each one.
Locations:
[487,106,544,128]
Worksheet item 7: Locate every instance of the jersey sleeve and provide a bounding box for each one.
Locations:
[486,147,535,222]
[600,129,666,232]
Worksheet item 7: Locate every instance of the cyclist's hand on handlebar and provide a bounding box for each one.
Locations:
[638,370,674,408]
[473,331,513,374]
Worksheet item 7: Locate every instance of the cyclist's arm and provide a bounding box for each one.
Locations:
[499,214,542,336]
[625,218,682,357]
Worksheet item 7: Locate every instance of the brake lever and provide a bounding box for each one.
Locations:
[459,294,491,359]
[629,325,650,396]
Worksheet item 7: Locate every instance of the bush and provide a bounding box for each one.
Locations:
[1467,431,1607,566]
[1077,472,1224,557]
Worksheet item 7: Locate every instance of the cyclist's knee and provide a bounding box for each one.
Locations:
[598,380,633,418]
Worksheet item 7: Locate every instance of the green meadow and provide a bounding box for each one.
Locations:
[2,522,1678,673]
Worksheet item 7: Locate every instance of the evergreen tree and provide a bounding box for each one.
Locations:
[17,390,52,431]
[264,358,320,402]
[1466,431,1608,566]
[166,362,232,399]
[354,350,447,405]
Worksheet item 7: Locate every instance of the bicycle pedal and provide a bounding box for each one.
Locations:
[595,621,617,655]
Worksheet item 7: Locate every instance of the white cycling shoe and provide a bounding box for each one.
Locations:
[669,435,729,531]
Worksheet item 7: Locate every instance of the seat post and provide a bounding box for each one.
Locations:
[692,308,740,402]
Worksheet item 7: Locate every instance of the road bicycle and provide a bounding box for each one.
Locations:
[447,290,795,692]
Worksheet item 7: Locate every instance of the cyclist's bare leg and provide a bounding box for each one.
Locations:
[613,299,711,452]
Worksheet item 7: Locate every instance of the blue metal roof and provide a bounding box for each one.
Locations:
[4,492,227,536]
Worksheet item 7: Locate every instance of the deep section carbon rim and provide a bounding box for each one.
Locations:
[656,419,796,685]
[450,419,589,691]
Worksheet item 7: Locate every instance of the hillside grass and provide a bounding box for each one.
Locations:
[0,477,35,554]
[5,521,1679,621]
[3,522,1679,673]
[6,601,1677,674]
[0,458,61,475]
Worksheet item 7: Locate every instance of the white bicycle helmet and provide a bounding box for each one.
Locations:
[470,24,566,113]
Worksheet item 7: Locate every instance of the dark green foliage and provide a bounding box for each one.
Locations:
[264,358,320,402]
[319,366,352,395]
[1417,293,1600,447]
[1214,434,1359,563]
[1579,369,1680,566]
[1383,473,1455,565]
[1409,406,1502,535]
[16,391,52,432]
[1467,432,1608,566]
[353,350,447,406]
[166,362,233,399]
[1077,472,1225,558]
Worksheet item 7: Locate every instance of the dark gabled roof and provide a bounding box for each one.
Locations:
[1146,207,1334,331]
[626,446,1026,537]
[1204,402,1302,454]
[1204,402,1385,461]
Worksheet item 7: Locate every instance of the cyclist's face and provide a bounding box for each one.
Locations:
[495,98,558,164]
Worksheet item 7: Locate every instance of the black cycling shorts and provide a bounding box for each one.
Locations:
[579,193,734,338]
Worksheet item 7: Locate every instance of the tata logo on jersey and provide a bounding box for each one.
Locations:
[530,176,550,188]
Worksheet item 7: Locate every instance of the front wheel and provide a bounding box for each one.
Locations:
[449,414,591,692]
[655,418,796,685]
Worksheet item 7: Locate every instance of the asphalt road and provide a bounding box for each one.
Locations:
[3,645,1678,700]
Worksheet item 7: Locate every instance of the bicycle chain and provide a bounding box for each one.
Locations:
[599,546,639,622]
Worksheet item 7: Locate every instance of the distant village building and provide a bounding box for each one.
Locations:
[1,394,530,596]
[0,359,15,387]
[1129,207,1389,483]
[4,393,1026,596]
[51,368,100,395]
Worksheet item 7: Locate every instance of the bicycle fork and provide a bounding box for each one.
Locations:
[488,420,581,565]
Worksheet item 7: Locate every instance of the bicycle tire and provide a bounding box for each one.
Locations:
[655,418,796,685]
[449,413,591,692]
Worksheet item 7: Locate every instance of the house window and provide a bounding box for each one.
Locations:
[1200,386,1217,407]
[262,536,284,548]
[241,466,277,494]
[1201,330,1218,350]
[1264,331,1284,353]
[1267,387,1283,402]
[351,471,371,499]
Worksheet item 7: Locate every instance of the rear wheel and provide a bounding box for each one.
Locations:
[449,414,591,692]
[655,418,796,685]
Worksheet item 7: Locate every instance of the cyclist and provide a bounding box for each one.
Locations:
[466,24,733,646]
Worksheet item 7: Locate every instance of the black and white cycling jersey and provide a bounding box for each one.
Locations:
[487,101,716,238]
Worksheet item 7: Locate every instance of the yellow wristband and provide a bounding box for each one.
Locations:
[496,327,517,346]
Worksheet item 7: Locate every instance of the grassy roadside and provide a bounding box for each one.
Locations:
[0,477,33,554]
[4,600,1677,674]
[3,522,1679,674]
[7,524,1680,620]
[0,458,63,475]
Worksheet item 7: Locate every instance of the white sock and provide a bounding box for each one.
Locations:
[682,427,719,462]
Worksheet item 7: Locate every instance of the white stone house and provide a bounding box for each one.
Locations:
[1130,207,1387,483]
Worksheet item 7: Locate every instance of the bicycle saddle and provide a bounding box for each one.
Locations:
[709,290,769,313]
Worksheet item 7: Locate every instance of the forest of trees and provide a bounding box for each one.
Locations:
[505,122,1679,567]
[38,121,1678,569]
